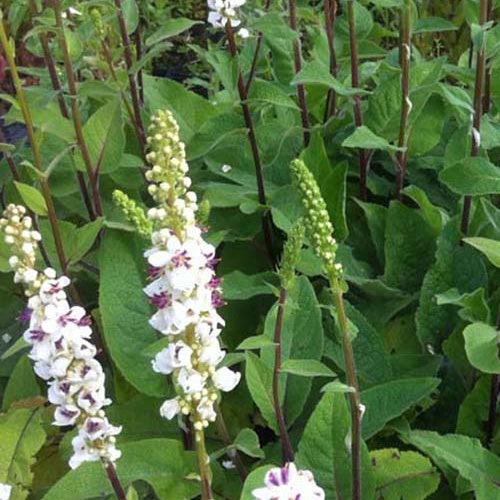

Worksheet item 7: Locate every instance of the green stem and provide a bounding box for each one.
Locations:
[395,0,412,199]
[329,273,362,500]
[196,429,213,500]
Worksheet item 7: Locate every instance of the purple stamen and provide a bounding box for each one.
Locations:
[209,276,222,289]
[86,419,101,433]
[148,265,162,279]
[150,292,171,309]
[206,256,220,270]
[211,292,226,308]
[172,250,191,268]
[78,315,92,327]
[28,329,46,342]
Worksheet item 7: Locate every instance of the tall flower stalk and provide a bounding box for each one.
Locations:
[395,0,412,199]
[208,1,277,267]
[137,110,240,499]
[461,0,488,235]
[0,205,125,500]
[273,222,305,463]
[324,0,339,121]
[291,159,363,500]
[288,0,311,146]
[347,0,370,201]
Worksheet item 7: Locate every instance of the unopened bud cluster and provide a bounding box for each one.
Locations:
[0,205,121,470]
[279,220,305,290]
[290,159,342,278]
[113,190,153,238]
[144,110,240,434]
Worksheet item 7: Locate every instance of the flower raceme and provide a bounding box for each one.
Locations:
[0,205,121,470]
[142,110,240,432]
[207,0,246,28]
[252,463,325,500]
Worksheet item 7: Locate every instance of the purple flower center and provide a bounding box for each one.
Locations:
[60,407,78,418]
[206,256,220,270]
[209,276,222,289]
[148,265,162,279]
[18,307,32,323]
[78,315,92,327]
[86,419,101,433]
[211,292,225,308]
[150,292,172,309]
[172,251,191,268]
[28,329,47,343]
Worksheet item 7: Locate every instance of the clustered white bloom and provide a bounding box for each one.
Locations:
[207,0,246,28]
[144,110,240,433]
[252,463,325,500]
[0,483,11,500]
[0,205,121,470]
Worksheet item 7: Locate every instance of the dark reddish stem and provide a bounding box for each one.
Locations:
[105,463,126,500]
[272,288,295,463]
[461,0,488,236]
[112,0,146,151]
[482,0,493,114]
[28,0,95,221]
[134,26,144,103]
[347,0,369,201]
[245,0,272,93]
[324,0,338,121]
[225,21,277,268]
[288,0,310,146]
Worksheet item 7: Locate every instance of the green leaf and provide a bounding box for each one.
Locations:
[414,18,458,34]
[14,182,47,216]
[81,99,125,174]
[361,378,440,439]
[371,448,440,500]
[321,380,355,393]
[42,439,199,500]
[0,408,46,500]
[234,428,265,458]
[439,158,500,196]
[436,288,490,323]
[68,218,104,265]
[248,79,299,109]
[222,271,277,300]
[343,125,403,152]
[145,18,201,46]
[296,392,375,500]
[240,465,275,500]
[237,335,277,350]
[245,351,279,433]
[463,237,500,268]
[2,356,40,411]
[99,231,167,397]
[463,322,500,374]
[280,359,336,378]
[405,431,500,500]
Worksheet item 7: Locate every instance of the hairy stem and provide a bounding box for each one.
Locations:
[225,21,277,267]
[272,288,295,463]
[0,16,69,276]
[215,405,248,481]
[28,0,95,221]
[105,463,127,500]
[52,2,104,217]
[330,274,362,500]
[395,0,412,199]
[245,0,272,93]
[347,0,369,201]
[288,0,310,146]
[196,430,213,500]
[324,0,338,121]
[461,0,488,236]
[112,0,146,151]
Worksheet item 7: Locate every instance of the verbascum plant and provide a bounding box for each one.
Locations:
[0,205,122,471]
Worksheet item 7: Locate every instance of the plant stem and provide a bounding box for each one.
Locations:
[330,274,362,500]
[105,462,127,500]
[215,405,248,481]
[134,25,144,103]
[461,0,488,236]
[112,0,146,150]
[28,0,95,221]
[245,0,272,93]
[288,0,310,146]
[395,0,412,200]
[0,16,69,277]
[324,0,338,121]
[225,21,277,268]
[52,2,104,217]
[347,0,369,201]
[482,0,493,114]
[196,429,213,500]
[486,306,500,448]
[272,288,295,463]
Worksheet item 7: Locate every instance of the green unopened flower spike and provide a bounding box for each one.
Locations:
[112,190,153,238]
[279,219,305,289]
[290,159,342,278]
[90,8,105,39]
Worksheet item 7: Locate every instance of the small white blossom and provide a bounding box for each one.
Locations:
[252,463,325,500]
[2,334,11,344]
[207,0,246,28]
[0,483,12,500]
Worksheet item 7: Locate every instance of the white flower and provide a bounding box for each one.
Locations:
[160,397,181,420]
[197,397,217,422]
[152,342,193,374]
[178,368,206,394]
[207,0,246,28]
[252,463,325,500]
[239,28,250,38]
[0,483,12,500]
[212,367,241,392]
